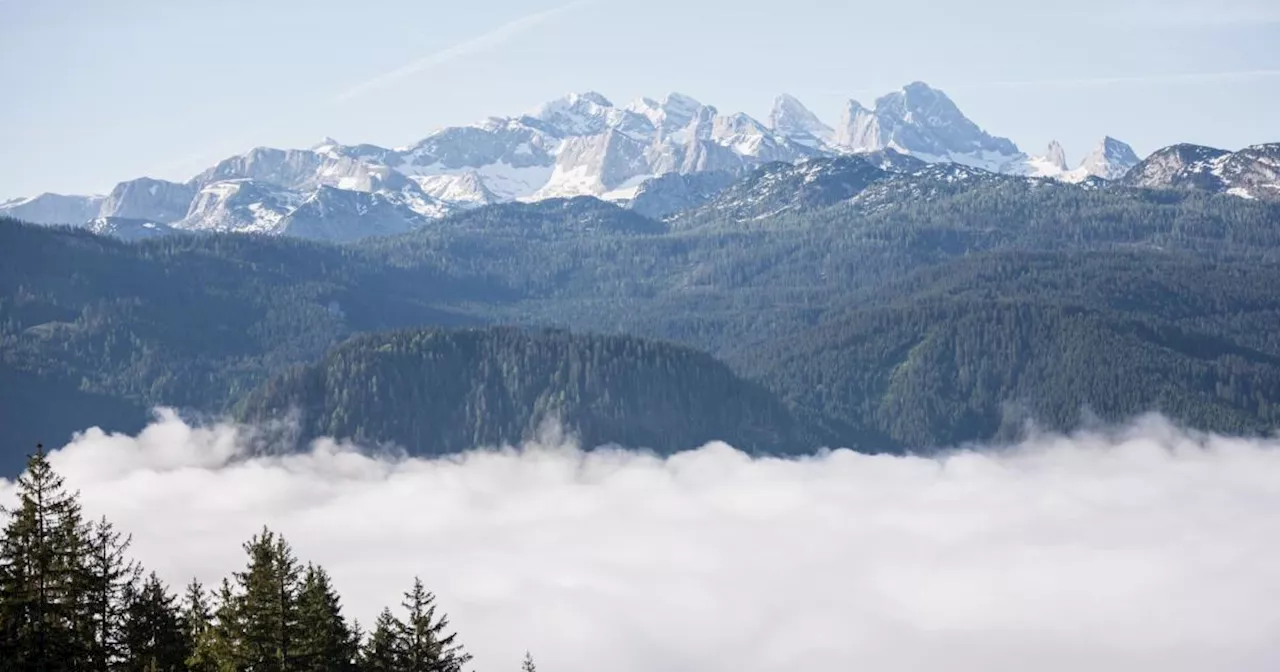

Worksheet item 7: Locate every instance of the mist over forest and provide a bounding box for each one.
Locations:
[4,412,1279,671]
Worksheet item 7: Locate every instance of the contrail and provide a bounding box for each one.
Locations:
[331,1,591,104]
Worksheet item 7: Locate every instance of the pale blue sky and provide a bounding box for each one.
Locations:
[1,0,1277,199]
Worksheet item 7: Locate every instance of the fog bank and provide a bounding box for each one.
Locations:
[4,410,1279,672]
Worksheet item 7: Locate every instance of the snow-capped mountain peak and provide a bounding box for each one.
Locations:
[1045,141,1068,171]
[311,136,342,151]
[626,92,706,137]
[874,82,981,138]
[1021,136,1140,183]
[8,82,1252,242]
[768,93,835,150]
[1075,136,1141,181]
[527,91,618,137]
[885,81,959,118]
[1025,142,1068,178]
[660,92,703,119]
[834,82,1025,173]
[531,91,614,113]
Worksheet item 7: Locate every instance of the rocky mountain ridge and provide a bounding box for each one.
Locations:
[2,82,1272,242]
[1121,143,1280,200]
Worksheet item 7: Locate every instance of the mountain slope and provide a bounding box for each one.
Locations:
[276,185,440,242]
[674,155,893,225]
[236,327,836,455]
[626,169,742,219]
[98,177,196,223]
[1122,143,1280,200]
[0,193,104,226]
[398,197,666,240]
[0,362,148,476]
[741,251,1280,449]
[0,217,490,437]
[84,217,176,241]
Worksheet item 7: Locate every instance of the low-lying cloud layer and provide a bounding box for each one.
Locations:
[4,410,1280,671]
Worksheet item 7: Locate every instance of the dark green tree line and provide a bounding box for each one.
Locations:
[0,446,483,672]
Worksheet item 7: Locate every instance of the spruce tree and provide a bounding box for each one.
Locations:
[181,579,223,672]
[0,450,486,672]
[295,564,358,672]
[82,515,141,671]
[521,652,536,672]
[233,527,303,672]
[0,444,90,671]
[196,578,246,672]
[399,578,471,672]
[359,608,405,672]
[121,572,190,672]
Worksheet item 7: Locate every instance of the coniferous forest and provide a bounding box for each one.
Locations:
[0,446,499,672]
[5,170,1280,470]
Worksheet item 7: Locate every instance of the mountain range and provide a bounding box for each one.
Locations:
[6,167,1280,471]
[2,82,1276,244]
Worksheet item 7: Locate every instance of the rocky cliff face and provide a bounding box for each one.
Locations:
[1074,136,1141,181]
[98,178,196,223]
[834,82,1025,172]
[1122,143,1280,200]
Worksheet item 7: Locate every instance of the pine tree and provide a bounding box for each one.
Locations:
[121,572,190,672]
[399,578,471,672]
[360,608,405,672]
[295,564,358,672]
[0,444,90,671]
[521,652,536,672]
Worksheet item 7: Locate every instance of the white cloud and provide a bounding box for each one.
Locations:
[4,411,1280,671]
[330,2,592,104]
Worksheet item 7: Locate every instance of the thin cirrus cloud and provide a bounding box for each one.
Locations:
[3,410,1279,672]
[141,2,591,181]
[1136,2,1280,25]
[814,69,1280,102]
[1079,0,1280,26]
[330,1,592,104]
[964,69,1280,90]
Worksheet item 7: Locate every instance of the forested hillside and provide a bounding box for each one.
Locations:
[741,251,1280,448]
[0,219,492,468]
[4,169,1280,469]
[237,327,843,455]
